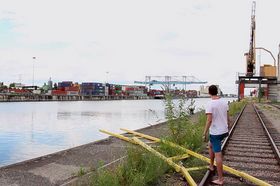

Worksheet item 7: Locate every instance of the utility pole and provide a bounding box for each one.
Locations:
[277,44,280,81]
[32,57,36,86]
[105,71,109,84]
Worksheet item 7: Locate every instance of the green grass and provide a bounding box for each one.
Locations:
[77,166,86,177]
[91,147,169,186]
[228,100,247,116]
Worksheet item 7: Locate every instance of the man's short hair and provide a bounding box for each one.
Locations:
[208,85,218,95]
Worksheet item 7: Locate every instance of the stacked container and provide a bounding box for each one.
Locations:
[115,85,122,96]
[122,85,147,97]
[81,82,105,96]
[65,86,79,96]
[186,90,198,98]
[148,89,164,97]
[52,90,67,95]
[81,83,93,96]
[58,81,73,90]
[107,84,115,96]
[93,83,105,96]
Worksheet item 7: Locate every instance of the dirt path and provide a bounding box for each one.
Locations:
[255,103,280,133]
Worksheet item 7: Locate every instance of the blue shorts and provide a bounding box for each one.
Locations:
[210,132,228,153]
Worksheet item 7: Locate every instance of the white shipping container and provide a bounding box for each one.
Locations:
[45,90,52,95]
[67,91,79,96]
[33,90,41,94]
[105,86,109,96]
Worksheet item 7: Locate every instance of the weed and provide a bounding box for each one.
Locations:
[77,166,86,177]
[164,94,204,151]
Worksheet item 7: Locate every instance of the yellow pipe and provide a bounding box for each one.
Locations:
[120,128,160,142]
[99,129,136,144]
[131,137,197,186]
[187,166,208,171]
[100,129,196,185]
[168,154,190,161]
[120,128,272,186]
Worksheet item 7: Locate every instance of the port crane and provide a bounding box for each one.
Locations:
[237,1,279,101]
[244,1,256,76]
[134,76,207,90]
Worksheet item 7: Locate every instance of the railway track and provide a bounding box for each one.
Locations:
[271,104,280,110]
[200,103,280,186]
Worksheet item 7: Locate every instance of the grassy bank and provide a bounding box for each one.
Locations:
[228,99,247,116]
[89,98,245,186]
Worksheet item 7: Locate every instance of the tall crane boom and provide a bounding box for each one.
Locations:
[245,1,256,76]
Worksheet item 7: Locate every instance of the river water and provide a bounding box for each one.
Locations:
[0,98,235,166]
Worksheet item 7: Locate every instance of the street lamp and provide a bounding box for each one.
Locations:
[32,57,36,86]
[106,71,109,84]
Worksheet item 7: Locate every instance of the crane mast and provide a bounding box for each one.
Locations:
[245,1,256,76]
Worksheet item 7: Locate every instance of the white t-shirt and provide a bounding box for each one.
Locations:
[205,98,229,135]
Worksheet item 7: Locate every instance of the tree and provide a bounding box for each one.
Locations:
[9,83,15,88]
[53,83,58,90]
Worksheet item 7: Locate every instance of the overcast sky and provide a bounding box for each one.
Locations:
[0,0,280,93]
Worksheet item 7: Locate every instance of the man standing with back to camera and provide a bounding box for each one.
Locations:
[203,85,230,185]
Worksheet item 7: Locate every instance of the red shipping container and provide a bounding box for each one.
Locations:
[52,90,67,95]
[65,86,80,91]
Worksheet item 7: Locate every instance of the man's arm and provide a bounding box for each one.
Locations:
[203,113,212,141]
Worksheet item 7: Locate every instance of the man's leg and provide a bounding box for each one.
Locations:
[213,152,224,184]
[208,142,215,170]
[211,134,226,185]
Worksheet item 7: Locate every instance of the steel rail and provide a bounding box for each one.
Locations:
[253,104,280,164]
[271,104,280,110]
[198,104,247,186]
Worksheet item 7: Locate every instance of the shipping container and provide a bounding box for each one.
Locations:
[260,65,276,77]
[115,85,122,91]
[66,91,79,96]
[65,86,80,91]
[52,90,67,95]
[58,81,73,88]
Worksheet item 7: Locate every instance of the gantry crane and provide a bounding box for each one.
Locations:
[245,1,256,76]
[134,76,207,91]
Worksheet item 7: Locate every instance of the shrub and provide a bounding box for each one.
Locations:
[164,94,204,151]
